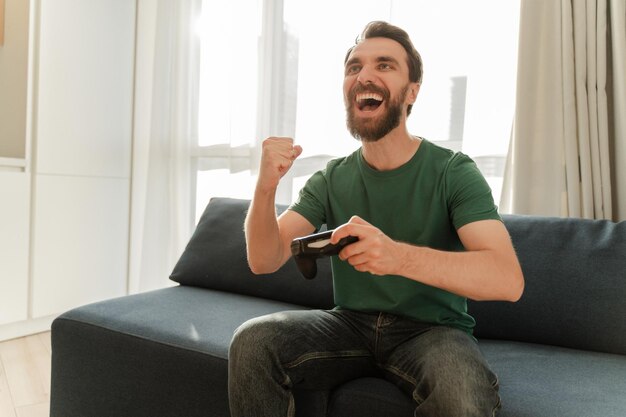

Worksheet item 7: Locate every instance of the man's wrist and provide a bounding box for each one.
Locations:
[254,180,278,200]
[391,241,426,278]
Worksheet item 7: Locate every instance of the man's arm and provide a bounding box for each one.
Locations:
[244,137,315,274]
[331,216,524,302]
[245,200,314,274]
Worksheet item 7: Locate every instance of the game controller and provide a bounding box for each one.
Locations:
[291,230,358,279]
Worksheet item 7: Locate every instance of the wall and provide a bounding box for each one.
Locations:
[0,0,136,341]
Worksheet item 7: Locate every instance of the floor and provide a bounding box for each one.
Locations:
[0,332,51,417]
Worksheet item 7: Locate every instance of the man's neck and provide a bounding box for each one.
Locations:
[361,128,422,171]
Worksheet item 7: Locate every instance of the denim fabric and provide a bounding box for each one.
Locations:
[229,309,500,417]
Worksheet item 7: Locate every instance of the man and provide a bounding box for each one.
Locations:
[229,21,524,417]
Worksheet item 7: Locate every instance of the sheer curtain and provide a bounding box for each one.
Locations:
[501,0,626,221]
[128,0,201,294]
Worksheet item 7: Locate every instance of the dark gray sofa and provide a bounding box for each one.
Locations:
[50,197,626,417]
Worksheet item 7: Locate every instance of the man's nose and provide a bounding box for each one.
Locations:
[356,65,376,84]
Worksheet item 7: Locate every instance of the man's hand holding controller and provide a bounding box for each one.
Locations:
[291,230,359,279]
[257,137,303,193]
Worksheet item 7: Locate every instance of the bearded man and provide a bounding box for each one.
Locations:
[230,21,524,417]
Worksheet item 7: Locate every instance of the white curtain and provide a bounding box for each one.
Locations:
[128,0,201,293]
[501,0,626,221]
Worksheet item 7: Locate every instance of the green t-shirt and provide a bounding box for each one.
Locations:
[289,139,500,334]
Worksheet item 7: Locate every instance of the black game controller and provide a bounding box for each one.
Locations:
[291,230,358,279]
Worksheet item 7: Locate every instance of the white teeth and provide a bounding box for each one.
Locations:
[356,93,383,102]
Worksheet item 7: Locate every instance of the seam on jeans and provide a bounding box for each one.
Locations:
[374,313,383,359]
[283,350,370,369]
[381,363,417,387]
[491,375,501,416]
[380,363,425,404]
[491,395,502,417]
[287,384,295,417]
[412,390,424,406]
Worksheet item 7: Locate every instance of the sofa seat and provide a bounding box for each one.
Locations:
[53,286,308,360]
[480,341,626,416]
[51,286,311,417]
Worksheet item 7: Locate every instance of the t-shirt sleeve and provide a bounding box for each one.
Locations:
[288,170,328,230]
[444,153,501,229]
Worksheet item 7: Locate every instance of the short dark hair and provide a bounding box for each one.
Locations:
[345,21,423,85]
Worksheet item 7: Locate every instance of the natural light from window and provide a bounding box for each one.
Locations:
[194,0,520,222]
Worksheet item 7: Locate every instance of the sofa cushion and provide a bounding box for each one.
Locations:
[480,340,626,417]
[54,286,310,361]
[170,197,334,309]
[470,215,626,355]
[51,286,324,417]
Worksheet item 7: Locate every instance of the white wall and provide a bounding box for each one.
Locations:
[0,0,136,340]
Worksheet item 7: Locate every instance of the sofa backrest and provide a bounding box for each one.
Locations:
[470,214,626,356]
[171,198,626,356]
[170,198,335,309]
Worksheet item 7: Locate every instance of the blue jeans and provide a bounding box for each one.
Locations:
[228,309,500,417]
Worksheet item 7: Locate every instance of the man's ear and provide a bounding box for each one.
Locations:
[408,83,420,103]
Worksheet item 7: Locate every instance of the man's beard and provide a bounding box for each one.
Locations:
[346,84,409,142]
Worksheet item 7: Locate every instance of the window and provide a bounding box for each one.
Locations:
[194,0,520,222]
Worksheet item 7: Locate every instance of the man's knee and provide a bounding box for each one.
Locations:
[230,314,283,360]
[414,360,499,417]
[230,312,307,365]
[412,328,500,416]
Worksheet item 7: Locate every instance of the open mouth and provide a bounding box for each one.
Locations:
[356,93,384,112]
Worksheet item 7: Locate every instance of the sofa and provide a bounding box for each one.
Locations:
[50,197,626,417]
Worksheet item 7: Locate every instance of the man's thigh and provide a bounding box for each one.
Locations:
[379,325,498,405]
[231,309,380,390]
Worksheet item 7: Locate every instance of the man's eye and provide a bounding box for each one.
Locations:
[378,63,392,70]
[346,65,361,75]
